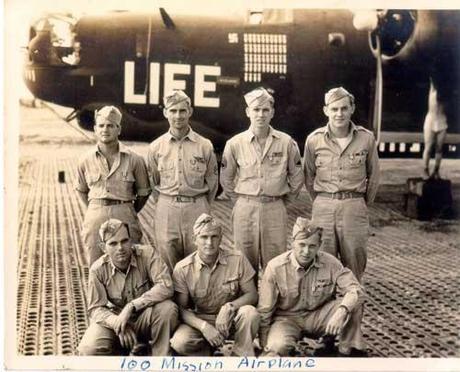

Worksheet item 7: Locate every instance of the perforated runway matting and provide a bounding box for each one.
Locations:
[16,155,460,357]
[14,103,460,358]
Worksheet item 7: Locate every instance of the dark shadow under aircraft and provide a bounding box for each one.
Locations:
[23,8,460,157]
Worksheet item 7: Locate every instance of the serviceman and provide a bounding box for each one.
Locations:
[303,87,380,282]
[78,219,178,356]
[146,90,218,271]
[75,106,151,265]
[258,217,366,357]
[220,87,304,275]
[422,79,448,179]
[170,213,260,356]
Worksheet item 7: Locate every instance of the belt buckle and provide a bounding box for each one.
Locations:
[337,193,344,200]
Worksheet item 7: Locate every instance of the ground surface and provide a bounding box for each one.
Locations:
[15,103,460,357]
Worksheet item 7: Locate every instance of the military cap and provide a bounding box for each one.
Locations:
[193,213,222,236]
[244,87,274,107]
[324,87,355,106]
[292,217,323,241]
[163,90,191,109]
[99,218,129,242]
[95,106,122,125]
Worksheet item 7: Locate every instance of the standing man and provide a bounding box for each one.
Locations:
[78,219,178,356]
[220,87,304,274]
[303,87,380,282]
[170,213,260,356]
[75,106,151,265]
[258,217,366,357]
[146,91,218,271]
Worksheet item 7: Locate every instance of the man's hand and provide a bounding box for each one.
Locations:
[113,303,135,335]
[325,306,348,336]
[118,324,138,350]
[201,322,225,348]
[215,303,235,338]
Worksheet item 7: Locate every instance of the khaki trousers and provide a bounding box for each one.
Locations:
[232,197,287,273]
[154,195,210,272]
[311,196,369,282]
[78,300,178,356]
[265,299,364,356]
[170,305,260,356]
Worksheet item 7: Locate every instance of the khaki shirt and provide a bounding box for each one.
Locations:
[173,249,255,315]
[303,122,380,203]
[146,129,218,202]
[75,143,151,201]
[258,250,365,339]
[220,127,304,198]
[87,245,173,329]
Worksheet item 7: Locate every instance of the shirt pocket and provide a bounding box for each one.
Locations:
[311,276,334,306]
[237,158,257,181]
[133,279,150,297]
[314,153,332,182]
[222,278,239,297]
[86,169,102,187]
[345,151,367,181]
[188,157,207,188]
[267,153,286,178]
[158,160,175,187]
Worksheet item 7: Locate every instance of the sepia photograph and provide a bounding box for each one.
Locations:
[4,0,460,370]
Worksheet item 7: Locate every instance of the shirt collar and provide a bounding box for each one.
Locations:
[324,121,358,139]
[194,249,228,271]
[166,127,197,142]
[94,141,129,155]
[288,250,321,271]
[244,126,279,143]
[107,250,138,276]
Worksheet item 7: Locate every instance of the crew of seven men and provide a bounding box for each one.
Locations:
[77,86,379,357]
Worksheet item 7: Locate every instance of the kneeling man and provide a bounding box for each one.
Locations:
[258,217,366,357]
[78,219,178,356]
[171,213,260,356]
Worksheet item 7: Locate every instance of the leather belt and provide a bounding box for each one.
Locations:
[317,192,364,200]
[240,195,283,203]
[90,199,133,206]
[160,194,205,203]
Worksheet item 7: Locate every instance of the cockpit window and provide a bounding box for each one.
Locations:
[247,9,294,25]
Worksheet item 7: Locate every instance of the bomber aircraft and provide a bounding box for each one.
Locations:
[23,8,460,157]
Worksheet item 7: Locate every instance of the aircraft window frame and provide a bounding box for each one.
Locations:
[246,9,294,25]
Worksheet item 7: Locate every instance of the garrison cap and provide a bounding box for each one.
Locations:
[193,213,222,236]
[95,106,122,125]
[244,87,274,107]
[324,87,355,106]
[99,218,129,242]
[163,90,191,109]
[292,217,323,241]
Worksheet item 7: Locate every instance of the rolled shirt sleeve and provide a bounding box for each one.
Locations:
[238,254,256,285]
[146,144,160,200]
[220,142,238,199]
[172,266,189,295]
[287,139,304,198]
[87,268,119,330]
[257,264,279,344]
[74,160,89,194]
[365,136,380,204]
[131,254,174,311]
[204,145,219,203]
[133,155,152,197]
[303,137,317,201]
[333,266,366,313]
